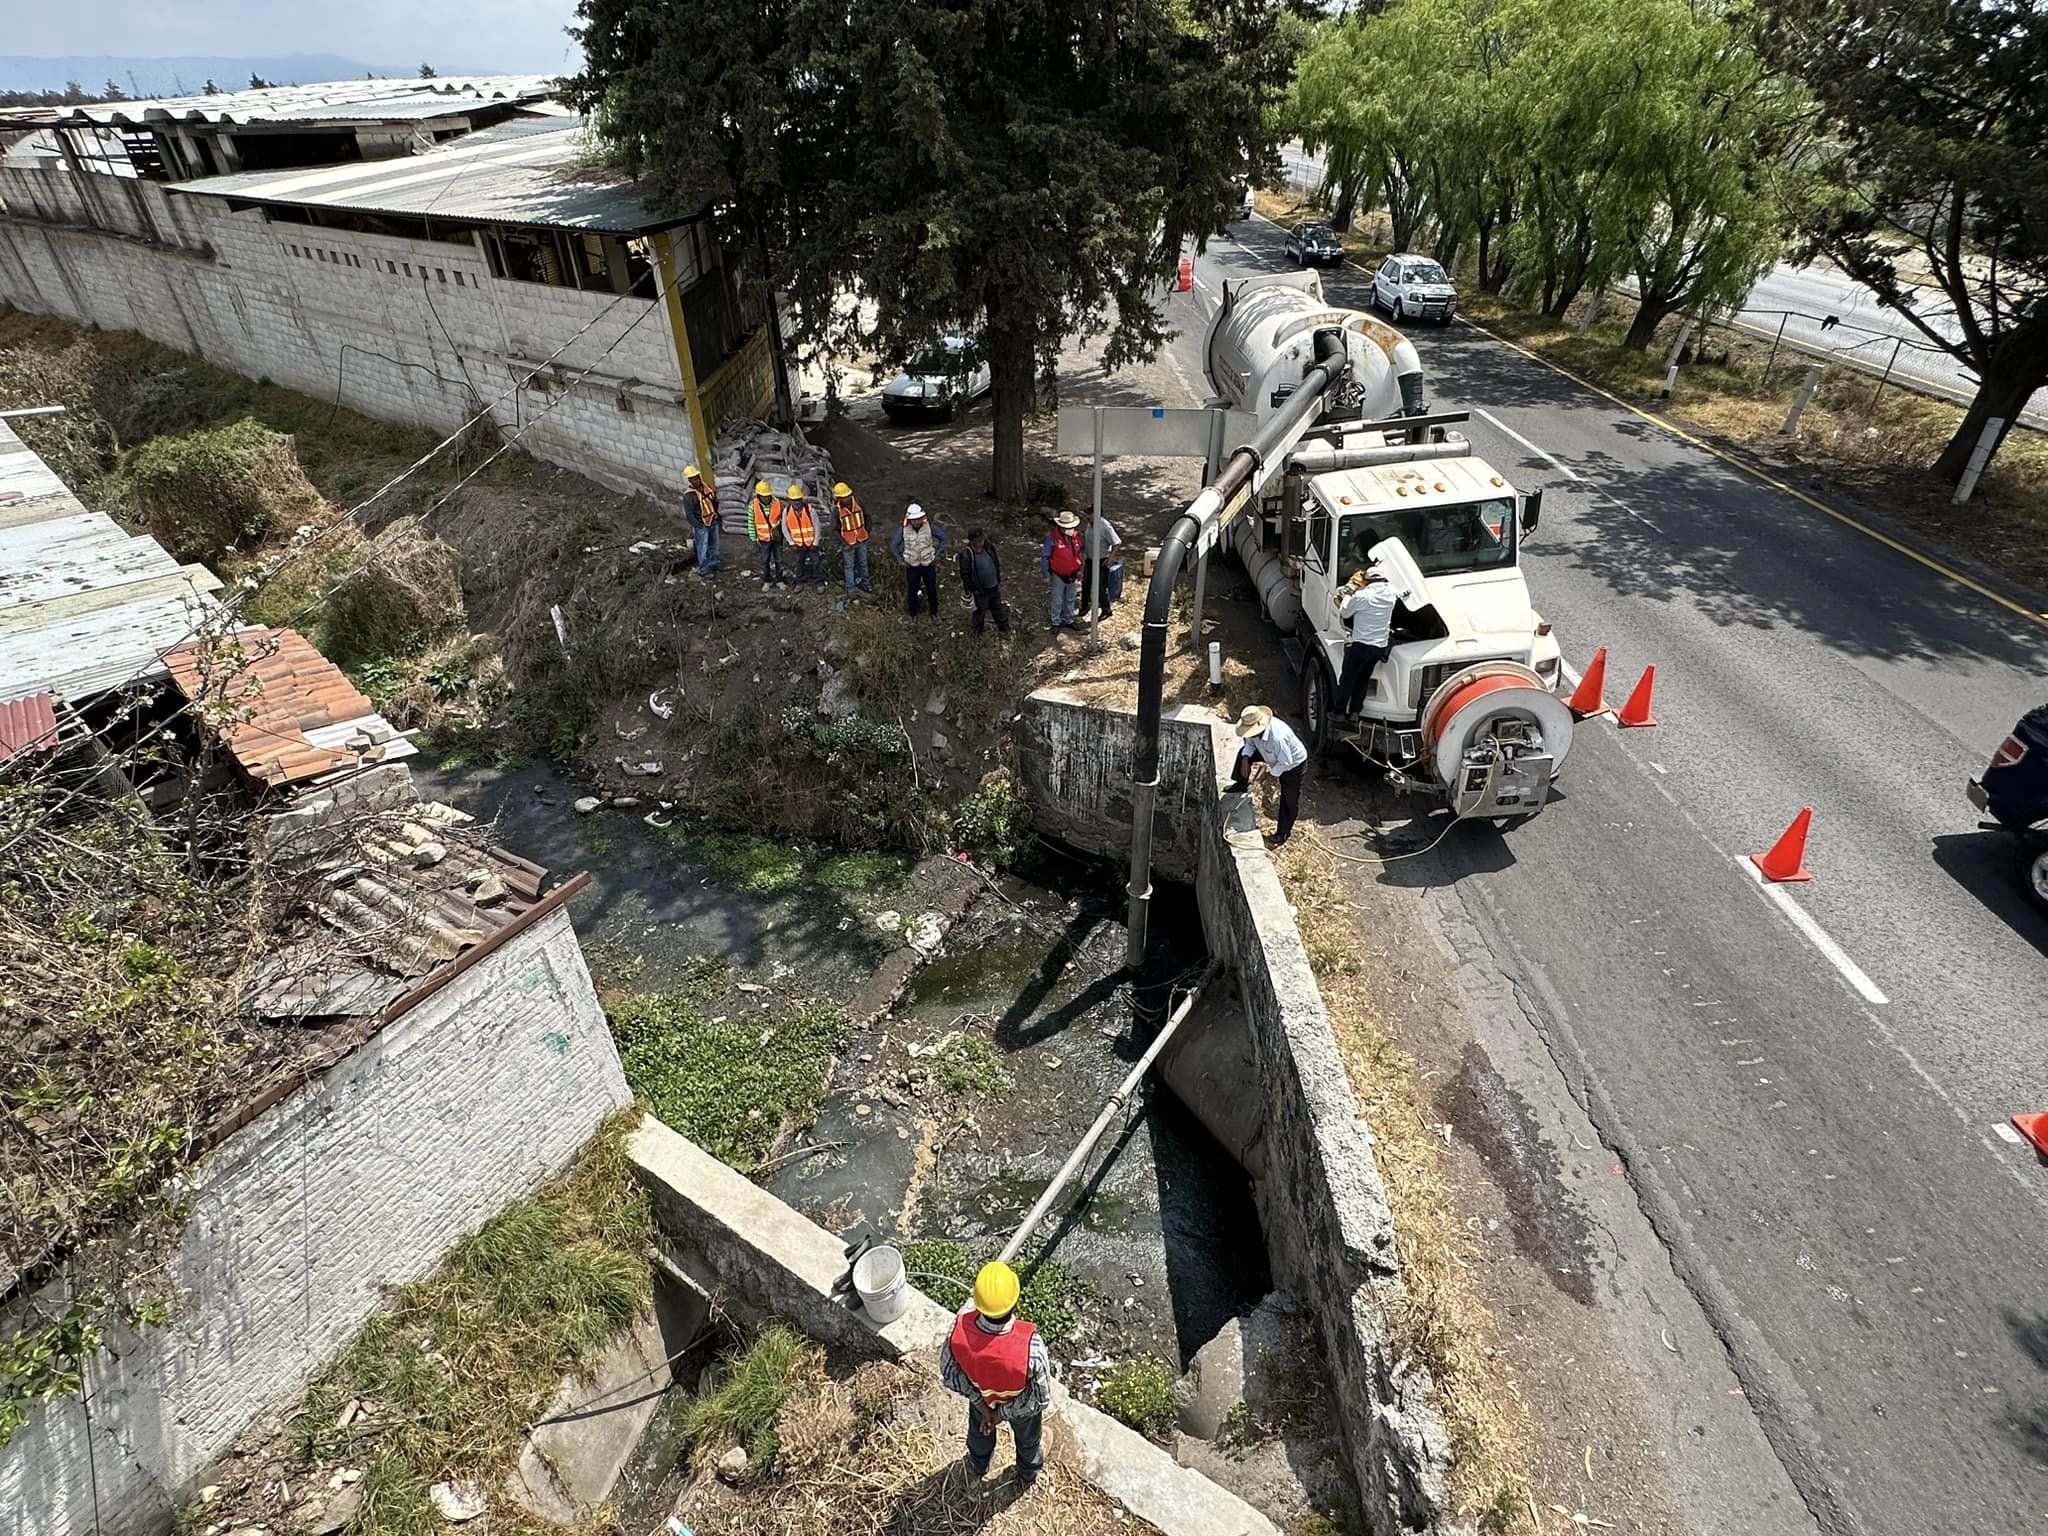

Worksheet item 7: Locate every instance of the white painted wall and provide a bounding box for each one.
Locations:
[0,906,632,1536]
[0,167,696,498]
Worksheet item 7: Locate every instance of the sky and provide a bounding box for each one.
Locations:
[8,0,586,76]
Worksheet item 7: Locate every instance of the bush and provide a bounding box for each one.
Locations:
[954,771,1031,867]
[678,1324,816,1479]
[120,418,325,564]
[1097,1355,1178,1437]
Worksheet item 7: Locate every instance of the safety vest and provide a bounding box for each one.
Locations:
[948,1313,1036,1411]
[784,499,819,548]
[900,523,937,566]
[750,495,783,542]
[837,497,868,544]
[686,484,717,527]
[1048,530,1084,579]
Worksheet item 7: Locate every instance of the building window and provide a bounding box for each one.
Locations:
[454,271,465,287]
[436,268,446,283]
[404,263,412,277]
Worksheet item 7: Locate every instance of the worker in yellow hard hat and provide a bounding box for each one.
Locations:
[782,481,824,586]
[939,1261,1049,1489]
[749,478,784,589]
[833,481,873,594]
[683,464,719,576]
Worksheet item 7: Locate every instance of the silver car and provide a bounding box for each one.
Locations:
[881,335,992,422]
[1372,254,1458,324]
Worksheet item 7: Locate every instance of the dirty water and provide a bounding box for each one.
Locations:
[763,844,1271,1371]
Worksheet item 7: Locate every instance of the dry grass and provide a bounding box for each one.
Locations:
[1269,829,1535,1535]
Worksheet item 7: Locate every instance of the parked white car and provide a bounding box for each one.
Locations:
[1372,254,1458,324]
[881,336,992,422]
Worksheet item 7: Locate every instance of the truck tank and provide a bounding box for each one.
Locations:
[1203,271,1425,423]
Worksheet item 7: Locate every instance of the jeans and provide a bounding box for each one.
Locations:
[792,546,823,584]
[758,538,783,584]
[905,563,939,617]
[971,586,1010,635]
[843,541,872,590]
[1229,755,1306,846]
[1092,560,1116,615]
[1336,640,1388,714]
[1049,572,1079,626]
[693,523,719,573]
[965,1406,1043,1478]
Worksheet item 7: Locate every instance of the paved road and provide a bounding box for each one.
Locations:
[1166,218,2048,1535]
[1272,141,2047,427]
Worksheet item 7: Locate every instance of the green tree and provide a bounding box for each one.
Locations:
[248,73,271,90]
[419,63,439,78]
[564,0,1296,501]
[101,79,127,102]
[1754,0,2048,484]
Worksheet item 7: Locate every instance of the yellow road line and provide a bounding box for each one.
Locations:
[1244,212,2048,628]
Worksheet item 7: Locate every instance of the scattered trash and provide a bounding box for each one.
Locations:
[644,812,673,829]
[905,913,945,954]
[199,1487,222,1504]
[875,909,903,933]
[648,688,677,720]
[737,981,764,993]
[428,1480,486,1522]
[573,796,602,814]
[628,540,660,554]
[609,795,641,809]
[715,1446,749,1485]
[613,722,646,740]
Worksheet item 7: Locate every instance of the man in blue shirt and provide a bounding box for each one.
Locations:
[956,528,1010,634]
[1228,704,1310,846]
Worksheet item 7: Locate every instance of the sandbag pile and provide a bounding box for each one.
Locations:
[709,420,842,541]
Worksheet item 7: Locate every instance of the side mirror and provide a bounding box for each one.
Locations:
[1520,489,1543,533]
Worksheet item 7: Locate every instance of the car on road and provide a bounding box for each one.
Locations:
[1283,221,1345,267]
[1967,704,2048,912]
[880,336,991,422]
[1233,184,1254,222]
[1372,253,1458,324]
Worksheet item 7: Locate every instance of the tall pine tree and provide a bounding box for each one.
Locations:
[565,0,1294,500]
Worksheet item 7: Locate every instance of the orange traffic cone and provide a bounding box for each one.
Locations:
[1750,807,1814,883]
[1176,255,1194,293]
[1617,665,1659,728]
[1564,646,1611,716]
[2013,1112,2048,1158]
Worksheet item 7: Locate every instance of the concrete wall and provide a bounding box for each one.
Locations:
[1015,687,1455,1532]
[0,166,698,498]
[1014,689,1229,881]
[0,906,632,1536]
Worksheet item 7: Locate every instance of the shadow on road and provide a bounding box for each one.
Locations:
[1928,832,2048,958]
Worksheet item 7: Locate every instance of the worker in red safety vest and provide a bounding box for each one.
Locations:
[939,1261,1050,1488]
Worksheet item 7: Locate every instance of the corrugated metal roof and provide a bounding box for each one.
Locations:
[0,691,57,763]
[33,76,557,130]
[163,627,413,788]
[170,122,675,233]
[0,421,225,702]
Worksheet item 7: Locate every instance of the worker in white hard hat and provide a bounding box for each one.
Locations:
[1333,564,1398,716]
[890,502,949,621]
[1228,704,1310,846]
[683,465,719,576]
[939,1261,1049,1490]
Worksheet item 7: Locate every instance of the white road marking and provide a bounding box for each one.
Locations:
[1473,407,1583,481]
[1649,761,1669,775]
[1743,863,1890,1006]
[1992,1122,2024,1146]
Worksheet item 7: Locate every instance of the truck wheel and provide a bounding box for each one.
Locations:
[2019,838,2048,914]
[1299,656,1334,755]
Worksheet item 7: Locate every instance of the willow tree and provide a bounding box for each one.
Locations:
[565,0,1294,502]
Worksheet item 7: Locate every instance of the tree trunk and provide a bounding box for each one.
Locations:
[1932,355,2039,485]
[1331,170,1359,232]
[1623,294,1671,350]
[985,289,1034,504]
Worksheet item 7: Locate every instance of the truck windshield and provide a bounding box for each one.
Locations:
[1339,500,1515,576]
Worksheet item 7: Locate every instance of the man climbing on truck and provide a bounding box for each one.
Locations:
[1333,561,1398,716]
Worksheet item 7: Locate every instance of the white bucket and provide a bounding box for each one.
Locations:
[851,1244,910,1324]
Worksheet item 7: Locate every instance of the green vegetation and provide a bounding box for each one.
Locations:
[1096,1355,1178,1438]
[286,1117,652,1536]
[697,835,807,897]
[676,1324,815,1479]
[953,773,1031,868]
[118,417,326,564]
[934,1034,1009,1097]
[815,850,908,891]
[606,990,849,1170]
[899,1240,1090,1349]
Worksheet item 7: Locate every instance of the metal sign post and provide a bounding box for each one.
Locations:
[1089,409,1104,645]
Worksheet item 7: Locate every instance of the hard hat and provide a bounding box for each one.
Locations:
[756,480,773,495]
[972,1261,1021,1318]
[787,481,805,498]
[833,482,852,498]
[1235,705,1273,739]
[905,502,926,521]
[685,464,701,479]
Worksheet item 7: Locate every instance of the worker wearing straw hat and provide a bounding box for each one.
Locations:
[1228,704,1310,846]
[940,1261,1049,1490]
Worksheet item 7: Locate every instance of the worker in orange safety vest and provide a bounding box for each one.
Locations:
[749,479,785,589]
[834,482,873,594]
[782,481,824,586]
[939,1261,1049,1489]
[684,465,719,576]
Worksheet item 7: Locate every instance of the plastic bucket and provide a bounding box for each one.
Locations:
[851,1244,910,1324]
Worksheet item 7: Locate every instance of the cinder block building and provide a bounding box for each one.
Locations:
[0,78,780,498]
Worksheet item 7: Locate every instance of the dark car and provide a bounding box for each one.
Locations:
[1284,221,1345,267]
[1967,703,2048,911]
